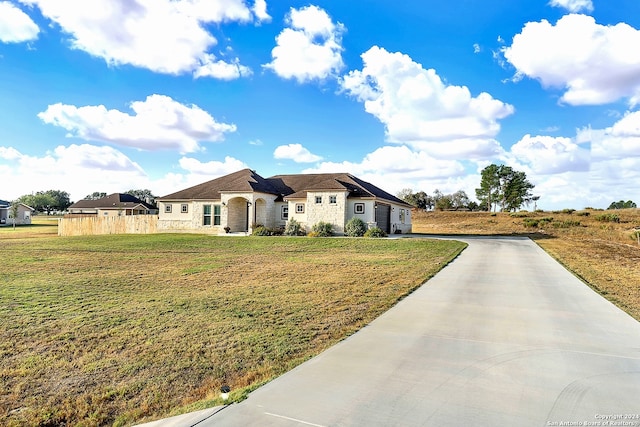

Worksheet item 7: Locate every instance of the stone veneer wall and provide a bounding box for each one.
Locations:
[306,191,348,234]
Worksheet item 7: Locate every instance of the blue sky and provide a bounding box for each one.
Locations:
[1,0,640,209]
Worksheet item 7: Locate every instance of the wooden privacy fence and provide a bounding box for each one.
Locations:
[58,215,158,236]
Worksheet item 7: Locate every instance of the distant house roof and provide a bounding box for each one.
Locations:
[0,200,34,210]
[158,169,412,207]
[68,193,156,210]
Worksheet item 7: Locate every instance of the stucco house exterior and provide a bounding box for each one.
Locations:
[0,200,34,226]
[156,169,413,235]
[66,193,158,217]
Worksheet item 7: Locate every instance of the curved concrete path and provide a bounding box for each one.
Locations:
[139,236,640,426]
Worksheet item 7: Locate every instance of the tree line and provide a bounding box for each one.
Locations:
[399,164,536,212]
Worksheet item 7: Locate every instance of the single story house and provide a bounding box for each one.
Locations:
[66,193,158,217]
[156,169,413,235]
[0,199,34,226]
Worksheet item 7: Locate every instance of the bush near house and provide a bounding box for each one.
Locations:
[309,221,333,237]
[364,227,387,238]
[284,218,305,236]
[344,217,367,237]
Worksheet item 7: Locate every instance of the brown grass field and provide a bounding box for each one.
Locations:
[413,208,640,320]
[0,221,465,426]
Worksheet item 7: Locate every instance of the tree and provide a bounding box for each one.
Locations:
[44,190,72,212]
[397,189,433,210]
[608,200,637,209]
[476,164,535,212]
[500,168,535,212]
[451,190,470,210]
[9,201,19,229]
[475,164,501,212]
[125,189,156,204]
[17,192,55,214]
[84,192,107,200]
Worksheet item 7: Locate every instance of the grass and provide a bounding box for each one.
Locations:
[0,227,465,426]
[413,209,640,321]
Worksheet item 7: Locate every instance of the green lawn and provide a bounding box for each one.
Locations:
[0,233,465,426]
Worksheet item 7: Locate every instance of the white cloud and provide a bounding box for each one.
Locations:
[581,111,640,161]
[18,0,262,78]
[252,0,271,23]
[473,43,481,54]
[178,156,248,175]
[264,5,344,82]
[0,144,147,201]
[341,46,514,159]
[273,143,323,163]
[503,14,640,105]
[0,1,39,43]
[508,134,590,174]
[303,145,468,197]
[38,94,237,153]
[194,54,252,80]
[152,156,249,197]
[548,0,593,13]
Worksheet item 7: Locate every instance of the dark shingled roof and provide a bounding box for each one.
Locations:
[159,169,411,207]
[0,199,10,207]
[159,169,281,200]
[69,193,156,210]
[269,173,410,206]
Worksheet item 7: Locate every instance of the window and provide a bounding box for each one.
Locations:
[354,203,365,214]
[203,204,211,225]
[329,195,337,204]
[213,205,221,225]
[315,196,322,204]
[281,205,289,220]
[296,203,305,213]
[181,204,188,213]
[400,209,406,224]
[165,204,172,213]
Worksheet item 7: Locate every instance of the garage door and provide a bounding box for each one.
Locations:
[375,203,390,234]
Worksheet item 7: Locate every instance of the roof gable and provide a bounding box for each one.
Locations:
[158,169,280,200]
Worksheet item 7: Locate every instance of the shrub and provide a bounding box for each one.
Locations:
[575,211,591,217]
[311,221,333,237]
[364,227,387,238]
[252,226,270,236]
[510,212,529,218]
[523,219,539,228]
[562,208,576,214]
[344,217,367,237]
[284,218,305,236]
[252,226,283,236]
[595,213,620,223]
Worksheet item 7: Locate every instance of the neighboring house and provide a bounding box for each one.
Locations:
[157,169,413,235]
[0,199,34,225]
[67,193,158,217]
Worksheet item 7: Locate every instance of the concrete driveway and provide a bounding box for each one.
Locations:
[139,236,640,426]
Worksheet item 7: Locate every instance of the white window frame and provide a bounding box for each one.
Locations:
[329,195,337,204]
[203,204,212,226]
[281,205,289,220]
[354,203,365,214]
[165,204,172,213]
[296,203,305,213]
[181,204,188,213]
[315,196,322,204]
